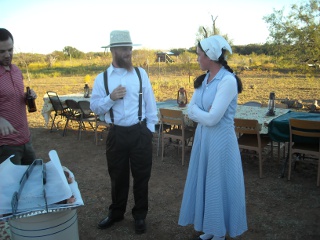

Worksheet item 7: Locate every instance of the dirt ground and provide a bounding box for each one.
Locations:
[23,116,320,240]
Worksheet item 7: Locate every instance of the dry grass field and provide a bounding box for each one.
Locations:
[28,70,320,110]
[3,70,319,240]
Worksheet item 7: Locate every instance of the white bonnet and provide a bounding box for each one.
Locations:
[199,35,232,61]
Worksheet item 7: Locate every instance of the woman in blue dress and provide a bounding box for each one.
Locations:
[178,35,247,240]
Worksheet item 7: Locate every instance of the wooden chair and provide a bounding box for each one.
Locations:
[46,91,68,131]
[288,119,320,186]
[234,118,272,178]
[159,108,194,165]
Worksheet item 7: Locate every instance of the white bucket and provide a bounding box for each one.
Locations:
[9,209,79,240]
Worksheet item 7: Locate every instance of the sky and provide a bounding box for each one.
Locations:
[1,0,298,54]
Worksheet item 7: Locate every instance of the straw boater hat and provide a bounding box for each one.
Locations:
[102,30,141,48]
[200,35,232,61]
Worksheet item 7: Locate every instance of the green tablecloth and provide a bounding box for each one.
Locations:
[268,111,320,143]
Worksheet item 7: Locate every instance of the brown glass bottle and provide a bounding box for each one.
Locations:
[26,87,37,112]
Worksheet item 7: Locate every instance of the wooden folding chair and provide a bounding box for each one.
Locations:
[159,108,194,165]
[288,118,320,186]
[234,118,272,178]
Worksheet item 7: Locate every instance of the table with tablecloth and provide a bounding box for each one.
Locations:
[157,102,289,134]
[235,105,289,134]
[268,110,320,177]
[268,111,320,142]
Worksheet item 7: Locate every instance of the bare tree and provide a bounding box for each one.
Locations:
[46,54,57,68]
[211,15,218,35]
[196,15,219,43]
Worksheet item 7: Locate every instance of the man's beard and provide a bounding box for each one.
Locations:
[114,53,133,71]
[0,56,12,66]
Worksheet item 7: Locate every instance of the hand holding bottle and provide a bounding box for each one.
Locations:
[26,87,37,112]
[27,88,37,99]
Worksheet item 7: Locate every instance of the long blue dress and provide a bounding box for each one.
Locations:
[178,68,247,238]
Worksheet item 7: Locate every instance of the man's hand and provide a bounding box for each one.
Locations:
[27,88,37,99]
[0,117,18,136]
[110,85,126,101]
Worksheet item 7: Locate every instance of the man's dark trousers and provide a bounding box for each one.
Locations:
[106,122,153,220]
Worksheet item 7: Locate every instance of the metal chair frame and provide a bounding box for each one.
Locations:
[77,100,96,140]
[46,91,68,132]
[63,99,82,138]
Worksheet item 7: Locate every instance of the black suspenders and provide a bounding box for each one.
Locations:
[103,67,142,124]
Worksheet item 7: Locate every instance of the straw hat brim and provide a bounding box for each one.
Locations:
[101,43,141,48]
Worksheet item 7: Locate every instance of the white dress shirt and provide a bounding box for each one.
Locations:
[90,65,158,132]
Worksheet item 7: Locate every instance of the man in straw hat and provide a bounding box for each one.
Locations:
[90,30,158,234]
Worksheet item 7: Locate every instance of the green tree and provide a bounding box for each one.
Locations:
[170,48,187,56]
[178,51,197,64]
[132,49,156,67]
[51,50,66,60]
[233,44,271,55]
[63,46,85,59]
[85,51,105,59]
[263,0,320,66]
[13,53,45,68]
